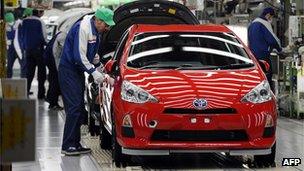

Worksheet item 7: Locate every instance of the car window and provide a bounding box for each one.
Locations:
[127,32,254,70]
[113,29,129,62]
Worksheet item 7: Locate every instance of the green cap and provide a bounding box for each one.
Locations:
[23,8,33,17]
[5,12,15,23]
[95,7,115,26]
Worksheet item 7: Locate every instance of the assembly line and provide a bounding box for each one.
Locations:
[0,0,303,171]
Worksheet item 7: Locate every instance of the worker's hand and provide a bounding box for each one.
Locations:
[282,46,292,53]
[96,64,104,73]
[93,54,100,65]
[92,71,105,84]
[104,74,115,86]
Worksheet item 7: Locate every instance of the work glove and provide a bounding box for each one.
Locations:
[104,74,115,86]
[92,71,105,84]
[93,54,100,65]
[281,43,295,54]
[96,63,104,73]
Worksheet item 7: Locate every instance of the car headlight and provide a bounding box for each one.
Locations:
[241,80,272,104]
[121,80,158,103]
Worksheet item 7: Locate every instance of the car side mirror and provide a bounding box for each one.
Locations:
[105,60,116,74]
[101,52,114,65]
[258,60,270,72]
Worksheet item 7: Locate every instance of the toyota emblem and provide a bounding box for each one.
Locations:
[193,98,208,110]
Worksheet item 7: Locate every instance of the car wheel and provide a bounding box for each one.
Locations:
[88,103,101,136]
[254,142,276,167]
[100,124,111,149]
[111,120,130,167]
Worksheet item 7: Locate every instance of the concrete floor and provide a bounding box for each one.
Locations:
[11,82,304,171]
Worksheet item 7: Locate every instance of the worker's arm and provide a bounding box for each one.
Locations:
[40,19,47,44]
[262,23,282,52]
[13,22,23,59]
[73,26,96,74]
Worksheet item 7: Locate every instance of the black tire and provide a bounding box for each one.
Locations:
[254,142,276,167]
[88,103,100,136]
[100,124,111,149]
[111,120,130,167]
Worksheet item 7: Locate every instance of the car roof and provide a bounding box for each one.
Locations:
[133,24,232,33]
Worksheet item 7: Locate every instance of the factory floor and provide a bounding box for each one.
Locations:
[11,82,304,171]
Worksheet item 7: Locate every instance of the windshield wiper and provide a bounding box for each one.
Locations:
[176,63,254,70]
[217,63,255,70]
[139,64,179,70]
[176,64,221,70]
[139,63,254,70]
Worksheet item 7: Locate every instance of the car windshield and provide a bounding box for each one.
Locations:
[127,32,254,70]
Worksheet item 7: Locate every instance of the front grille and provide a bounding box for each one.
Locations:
[151,130,248,141]
[163,108,237,114]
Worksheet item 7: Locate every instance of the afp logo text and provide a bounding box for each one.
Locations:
[282,158,301,166]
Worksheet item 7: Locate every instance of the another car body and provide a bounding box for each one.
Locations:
[101,24,277,167]
[44,8,93,42]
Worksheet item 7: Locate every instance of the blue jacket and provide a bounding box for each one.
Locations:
[6,24,15,50]
[248,17,282,60]
[59,15,100,74]
[21,16,46,50]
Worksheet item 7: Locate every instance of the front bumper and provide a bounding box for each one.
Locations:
[114,99,277,154]
[122,147,272,156]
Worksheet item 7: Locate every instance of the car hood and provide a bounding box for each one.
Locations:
[122,67,264,109]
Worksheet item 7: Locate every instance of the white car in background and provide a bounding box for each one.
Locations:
[43,8,93,42]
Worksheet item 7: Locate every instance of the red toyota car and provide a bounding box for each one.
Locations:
[100,24,277,167]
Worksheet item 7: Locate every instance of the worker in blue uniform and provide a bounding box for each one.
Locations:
[59,7,115,156]
[22,9,47,98]
[13,8,33,79]
[43,31,64,110]
[248,7,289,91]
[5,12,20,78]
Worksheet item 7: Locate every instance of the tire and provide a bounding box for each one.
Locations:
[254,142,276,167]
[100,124,111,149]
[111,120,130,167]
[88,103,100,136]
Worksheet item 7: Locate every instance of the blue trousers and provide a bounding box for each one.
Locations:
[45,55,60,106]
[25,48,46,97]
[7,47,26,78]
[59,65,86,150]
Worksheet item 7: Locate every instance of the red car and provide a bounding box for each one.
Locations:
[100,24,277,167]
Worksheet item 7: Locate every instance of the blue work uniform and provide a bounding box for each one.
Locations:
[59,15,100,150]
[13,19,27,78]
[44,32,62,107]
[248,17,282,90]
[6,23,22,78]
[22,15,47,98]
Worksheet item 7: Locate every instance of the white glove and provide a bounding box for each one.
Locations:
[282,46,292,53]
[93,54,100,65]
[92,71,105,84]
[281,43,295,53]
[96,63,104,73]
[105,74,115,86]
